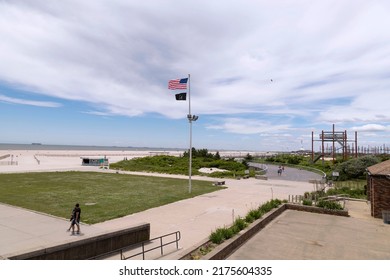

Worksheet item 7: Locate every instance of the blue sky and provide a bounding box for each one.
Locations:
[1,0,390,151]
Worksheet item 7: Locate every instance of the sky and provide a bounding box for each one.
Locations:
[0,0,390,152]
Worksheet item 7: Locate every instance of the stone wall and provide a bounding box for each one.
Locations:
[8,223,150,260]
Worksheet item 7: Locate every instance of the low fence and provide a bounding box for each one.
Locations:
[0,161,18,165]
[289,194,305,204]
[0,161,18,166]
[0,154,18,165]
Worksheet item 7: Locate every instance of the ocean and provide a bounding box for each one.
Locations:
[0,143,185,152]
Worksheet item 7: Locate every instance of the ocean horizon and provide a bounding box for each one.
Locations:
[0,143,187,152]
[0,143,267,153]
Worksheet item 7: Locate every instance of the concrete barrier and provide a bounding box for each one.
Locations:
[8,223,150,260]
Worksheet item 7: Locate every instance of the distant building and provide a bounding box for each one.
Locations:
[81,157,109,167]
[366,160,390,218]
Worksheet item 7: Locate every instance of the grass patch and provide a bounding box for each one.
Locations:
[327,180,367,199]
[0,171,224,224]
[110,154,248,178]
[316,200,344,210]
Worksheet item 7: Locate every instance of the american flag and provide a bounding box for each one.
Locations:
[168,78,188,90]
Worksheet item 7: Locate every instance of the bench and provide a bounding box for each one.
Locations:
[213,181,225,186]
[255,175,268,180]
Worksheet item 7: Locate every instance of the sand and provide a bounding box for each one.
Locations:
[0,149,183,173]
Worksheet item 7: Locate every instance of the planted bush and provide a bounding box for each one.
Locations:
[259,199,282,213]
[230,224,241,235]
[208,199,284,248]
[302,199,313,206]
[233,217,248,231]
[222,227,235,240]
[316,200,343,210]
[209,228,226,244]
[245,214,255,223]
[247,208,263,220]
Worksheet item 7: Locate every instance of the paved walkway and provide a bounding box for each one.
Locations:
[266,164,324,181]
[228,200,390,260]
[0,166,322,259]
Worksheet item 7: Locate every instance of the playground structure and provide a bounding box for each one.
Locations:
[311,124,358,163]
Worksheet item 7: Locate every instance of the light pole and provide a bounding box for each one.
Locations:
[187,114,198,193]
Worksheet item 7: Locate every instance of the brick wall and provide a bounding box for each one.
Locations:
[369,176,390,218]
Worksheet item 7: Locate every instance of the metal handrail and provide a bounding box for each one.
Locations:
[121,231,181,260]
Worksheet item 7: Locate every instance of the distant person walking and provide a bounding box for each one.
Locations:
[277,166,282,176]
[67,203,81,235]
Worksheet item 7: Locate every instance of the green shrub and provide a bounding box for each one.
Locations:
[209,228,226,244]
[208,199,284,246]
[221,227,235,240]
[210,226,236,244]
[247,208,262,220]
[316,200,343,210]
[245,214,255,223]
[259,199,282,213]
[230,224,241,234]
[326,181,366,199]
[302,199,313,206]
[335,156,380,180]
[233,217,247,231]
[111,150,248,178]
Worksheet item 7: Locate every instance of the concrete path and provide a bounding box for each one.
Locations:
[265,164,324,181]
[228,200,390,260]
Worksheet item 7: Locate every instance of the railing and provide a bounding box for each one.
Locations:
[91,231,181,260]
[121,231,181,260]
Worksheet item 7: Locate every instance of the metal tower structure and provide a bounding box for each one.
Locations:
[311,124,358,163]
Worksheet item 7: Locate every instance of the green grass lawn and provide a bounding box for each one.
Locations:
[0,171,224,224]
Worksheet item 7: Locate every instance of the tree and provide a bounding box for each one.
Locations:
[335,155,380,180]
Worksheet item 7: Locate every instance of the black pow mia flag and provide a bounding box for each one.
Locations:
[175,92,187,101]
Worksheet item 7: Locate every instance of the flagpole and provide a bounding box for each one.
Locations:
[188,73,192,194]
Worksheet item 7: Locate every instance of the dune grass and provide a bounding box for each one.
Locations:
[0,171,224,224]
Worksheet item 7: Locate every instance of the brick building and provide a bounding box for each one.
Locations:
[367,160,390,218]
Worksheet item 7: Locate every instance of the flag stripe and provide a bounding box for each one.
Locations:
[168,78,188,90]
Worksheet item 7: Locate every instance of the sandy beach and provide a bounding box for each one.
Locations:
[0,148,273,173]
[0,149,181,173]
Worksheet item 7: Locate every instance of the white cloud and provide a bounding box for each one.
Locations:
[351,124,390,132]
[0,0,390,149]
[0,94,61,108]
[206,118,291,135]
